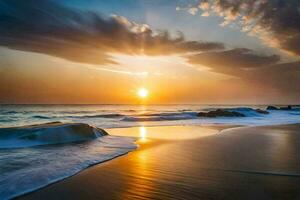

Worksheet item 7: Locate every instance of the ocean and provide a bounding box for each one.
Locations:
[1,104,300,128]
[0,104,300,199]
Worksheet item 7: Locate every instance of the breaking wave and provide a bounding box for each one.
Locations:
[0,122,137,199]
[0,122,108,148]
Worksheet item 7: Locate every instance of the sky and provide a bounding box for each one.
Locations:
[0,0,299,104]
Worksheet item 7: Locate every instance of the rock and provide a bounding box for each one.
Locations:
[266,105,292,110]
[279,105,292,110]
[255,109,269,114]
[197,109,245,118]
[266,106,279,110]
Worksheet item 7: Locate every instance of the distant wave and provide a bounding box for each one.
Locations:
[224,107,263,117]
[1,105,300,129]
[121,108,269,122]
[72,113,124,118]
[32,113,124,119]
[33,115,52,119]
[122,112,198,122]
[28,107,300,125]
[0,118,15,122]
[1,111,19,114]
[289,112,300,115]
[0,122,108,148]
[139,111,198,117]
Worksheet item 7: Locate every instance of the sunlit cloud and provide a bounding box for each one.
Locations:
[0,0,224,65]
[182,0,300,56]
[83,65,149,77]
[188,48,300,98]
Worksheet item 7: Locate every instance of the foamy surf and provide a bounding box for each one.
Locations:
[1,105,300,129]
[0,122,137,199]
[0,105,300,128]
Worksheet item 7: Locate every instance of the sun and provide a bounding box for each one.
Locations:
[137,88,149,99]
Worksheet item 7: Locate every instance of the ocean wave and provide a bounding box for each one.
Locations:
[1,106,300,129]
[139,111,198,117]
[32,113,125,119]
[0,118,16,122]
[290,112,300,115]
[53,107,300,124]
[0,111,19,114]
[71,113,124,118]
[0,122,137,199]
[122,112,198,122]
[32,115,52,119]
[121,108,268,122]
[224,107,263,117]
[0,122,108,148]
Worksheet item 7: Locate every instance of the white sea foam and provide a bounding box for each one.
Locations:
[1,105,300,128]
[0,122,137,199]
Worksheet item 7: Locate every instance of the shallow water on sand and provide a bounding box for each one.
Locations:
[18,124,300,200]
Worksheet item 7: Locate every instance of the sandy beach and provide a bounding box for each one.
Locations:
[16,124,300,200]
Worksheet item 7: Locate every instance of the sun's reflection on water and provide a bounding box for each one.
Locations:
[107,125,220,199]
[121,126,156,199]
[139,126,148,142]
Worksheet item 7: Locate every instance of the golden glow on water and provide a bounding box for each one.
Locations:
[108,126,219,140]
[122,144,155,199]
[139,126,148,142]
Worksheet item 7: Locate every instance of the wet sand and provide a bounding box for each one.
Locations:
[17,124,300,200]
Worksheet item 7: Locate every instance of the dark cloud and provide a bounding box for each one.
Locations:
[248,61,300,95]
[192,0,300,55]
[0,0,224,64]
[189,48,280,74]
[188,48,300,98]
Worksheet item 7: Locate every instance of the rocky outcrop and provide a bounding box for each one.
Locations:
[266,105,292,110]
[266,106,279,110]
[197,109,245,118]
[255,109,269,114]
[280,105,292,110]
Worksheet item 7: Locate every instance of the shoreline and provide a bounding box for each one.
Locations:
[17,123,300,200]
[9,148,136,200]
[12,124,225,200]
